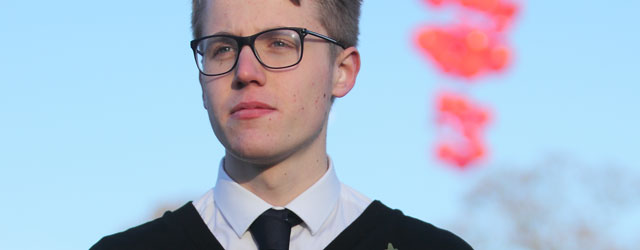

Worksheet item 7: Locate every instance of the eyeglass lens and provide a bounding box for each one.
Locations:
[195,29,302,75]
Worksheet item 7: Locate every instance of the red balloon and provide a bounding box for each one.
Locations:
[435,93,491,168]
[415,25,512,79]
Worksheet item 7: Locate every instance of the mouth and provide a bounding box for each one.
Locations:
[230,101,276,119]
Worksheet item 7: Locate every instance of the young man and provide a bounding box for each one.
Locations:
[92,0,472,249]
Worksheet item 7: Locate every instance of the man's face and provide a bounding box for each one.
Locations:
[200,0,343,164]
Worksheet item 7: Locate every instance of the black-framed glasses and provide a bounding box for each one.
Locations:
[190,27,346,76]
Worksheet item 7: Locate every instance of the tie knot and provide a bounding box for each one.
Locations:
[263,208,303,227]
[249,208,302,250]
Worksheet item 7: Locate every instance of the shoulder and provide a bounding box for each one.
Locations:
[91,215,175,250]
[378,201,472,250]
[388,206,473,250]
[90,202,221,250]
[327,200,473,250]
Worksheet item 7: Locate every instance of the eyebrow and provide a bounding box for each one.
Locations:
[210,26,289,37]
[211,31,233,36]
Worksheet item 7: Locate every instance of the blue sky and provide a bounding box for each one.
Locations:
[1,1,639,249]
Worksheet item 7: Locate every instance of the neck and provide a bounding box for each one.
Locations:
[223,129,329,207]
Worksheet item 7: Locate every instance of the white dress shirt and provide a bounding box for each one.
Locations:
[192,159,372,250]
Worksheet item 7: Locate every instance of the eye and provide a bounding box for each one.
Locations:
[270,39,294,48]
[213,46,233,56]
[255,30,300,55]
[208,45,235,60]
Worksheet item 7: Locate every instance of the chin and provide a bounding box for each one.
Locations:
[226,142,290,165]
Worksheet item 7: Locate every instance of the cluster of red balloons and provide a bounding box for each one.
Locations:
[436,93,491,168]
[417,27,510,79]
[414,0,520,168]
[427,0,518,31]
[416,0,519,79]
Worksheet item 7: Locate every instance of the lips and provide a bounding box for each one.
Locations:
[230,101,276,119]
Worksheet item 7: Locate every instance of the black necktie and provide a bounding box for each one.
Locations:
[249,208,302,250]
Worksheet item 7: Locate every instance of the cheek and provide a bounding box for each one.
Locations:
[296,81,332,112]
[203,87,228,121]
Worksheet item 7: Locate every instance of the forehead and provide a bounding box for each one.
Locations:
[203,0,322,36]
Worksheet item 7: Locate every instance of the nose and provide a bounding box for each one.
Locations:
[234,46,266,88]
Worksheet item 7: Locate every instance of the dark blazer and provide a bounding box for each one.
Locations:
[91,200,473,250]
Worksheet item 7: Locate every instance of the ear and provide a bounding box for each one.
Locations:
[331,47,360,98]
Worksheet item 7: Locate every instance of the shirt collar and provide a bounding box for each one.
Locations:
[213,158,341,238]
